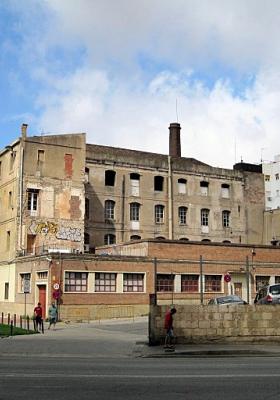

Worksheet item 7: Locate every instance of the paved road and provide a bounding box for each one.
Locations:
[1,318,280,399]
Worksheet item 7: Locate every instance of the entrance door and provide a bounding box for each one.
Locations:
[38,285,47,318]
[234,282,242,298]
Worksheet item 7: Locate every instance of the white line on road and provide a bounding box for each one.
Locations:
[1,373,280,379]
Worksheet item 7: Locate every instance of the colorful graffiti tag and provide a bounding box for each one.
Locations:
[29,221,82,242]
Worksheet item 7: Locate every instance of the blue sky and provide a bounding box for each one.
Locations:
[1,0,280,167]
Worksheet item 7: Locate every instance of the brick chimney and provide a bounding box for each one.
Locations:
[169,122,181,157]
[21,123,28,139]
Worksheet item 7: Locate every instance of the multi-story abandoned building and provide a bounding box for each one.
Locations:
[0,122,273,319]
[85,123,265,249]
[0,122,265,260]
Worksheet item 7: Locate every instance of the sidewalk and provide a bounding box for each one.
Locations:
[138,342,280,358]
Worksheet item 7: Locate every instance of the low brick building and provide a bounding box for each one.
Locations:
[2,239,280,321]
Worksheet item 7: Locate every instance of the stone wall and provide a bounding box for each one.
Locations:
[150,304,280,344]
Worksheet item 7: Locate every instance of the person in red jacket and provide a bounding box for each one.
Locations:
[34,302,43,332]
[164,307,177,348]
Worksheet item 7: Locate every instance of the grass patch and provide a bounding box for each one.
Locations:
[0,323,37,337]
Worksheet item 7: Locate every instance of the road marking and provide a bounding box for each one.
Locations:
[1,373,280,379]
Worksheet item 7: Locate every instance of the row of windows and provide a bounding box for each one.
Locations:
[102,201,231,227]
[265,173,280,182]
[7,273,279,301]
[102,170,231,197]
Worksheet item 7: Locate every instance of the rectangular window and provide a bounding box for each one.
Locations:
[95,273,116,292]
[181,275,199,292]
[85,198,89,219]
[130,173,140,196]
[221,184,230,198]
[4,282,9,300]
[37,271,48,279]
[123,273,144,292]
[222,210,230,227]
[65,272,88,292]
[9,152,15,171]
[156,274,174,292]
[205,275,222,292]
[200,181,209,196]
[265,175,270,182]
[276,173,279,180]
[19,273,31,293]
[201,209,209,226]
[6,231,10,251]
[8,191,12,208]
[178,206,187,225]
[37,150,45,162]
[27,189,39,213]
[64,153,73,178]
[255,276,270,292]
[130,203,140,221]
[275,276,280,284]
[178,179,187,194]
[155,205,164,224]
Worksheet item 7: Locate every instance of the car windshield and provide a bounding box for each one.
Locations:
[216,295,242,304]
[270,285,280,295]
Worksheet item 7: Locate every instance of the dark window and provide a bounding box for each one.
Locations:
[130,173,140,180]
[95,273,116,292]
[4,282,9,300]
[105,170,116,186]
[200,181,209,196]
[255,276,270,292]
[157,274,174,292]
[181,275,199,292]
[123,273,144,292]
[85,198,89,219]
[205,275,222,292]
[130,235,141,240]
[104,234,116,245]
[65,272,88,292]
[154,176,164,191]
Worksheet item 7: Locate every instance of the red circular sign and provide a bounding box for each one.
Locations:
[224,274,231,283]
[53,290,61,299]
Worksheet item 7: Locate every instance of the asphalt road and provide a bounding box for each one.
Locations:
[1,318,280,400]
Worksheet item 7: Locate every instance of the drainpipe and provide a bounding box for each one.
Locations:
[121,175,125,242]
[168,155,173,240]
[18,137,25,253]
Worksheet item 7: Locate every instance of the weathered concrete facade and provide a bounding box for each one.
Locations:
[151,304,280,344]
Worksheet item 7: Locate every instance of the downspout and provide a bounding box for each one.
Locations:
[121,175,125,242]
[18,139,24,253]
[168,155,173,240]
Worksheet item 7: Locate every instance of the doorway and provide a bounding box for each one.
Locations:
[37,285,47,318]
[234,282,242,298]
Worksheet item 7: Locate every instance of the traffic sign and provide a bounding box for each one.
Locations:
[53,283,60,290]
[53,290,61,299]
[23,279,30,293]
[224,274,231,283]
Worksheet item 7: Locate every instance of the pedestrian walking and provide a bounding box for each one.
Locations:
[34,302,43,333]
[48,302,58,330]
[164,307,177,349]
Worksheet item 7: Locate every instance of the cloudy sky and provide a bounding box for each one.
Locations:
[1,0,280,168]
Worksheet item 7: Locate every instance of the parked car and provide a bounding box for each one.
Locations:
[208,295,247,305]
[254,284,280,304]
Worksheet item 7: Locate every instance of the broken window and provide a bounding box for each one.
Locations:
[154,176,164,191]
[178,178,187,194]
[105,170,116,186]
[200,181,209,196]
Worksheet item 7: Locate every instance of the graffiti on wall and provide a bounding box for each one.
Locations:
[29,221,82,242]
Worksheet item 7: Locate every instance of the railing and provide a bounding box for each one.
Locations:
[0,312,35,335]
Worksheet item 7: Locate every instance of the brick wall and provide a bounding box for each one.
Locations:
[150,304,280,344]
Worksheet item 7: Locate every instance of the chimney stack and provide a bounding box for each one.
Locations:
[169,122,181,157]
[21,123,28,139]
